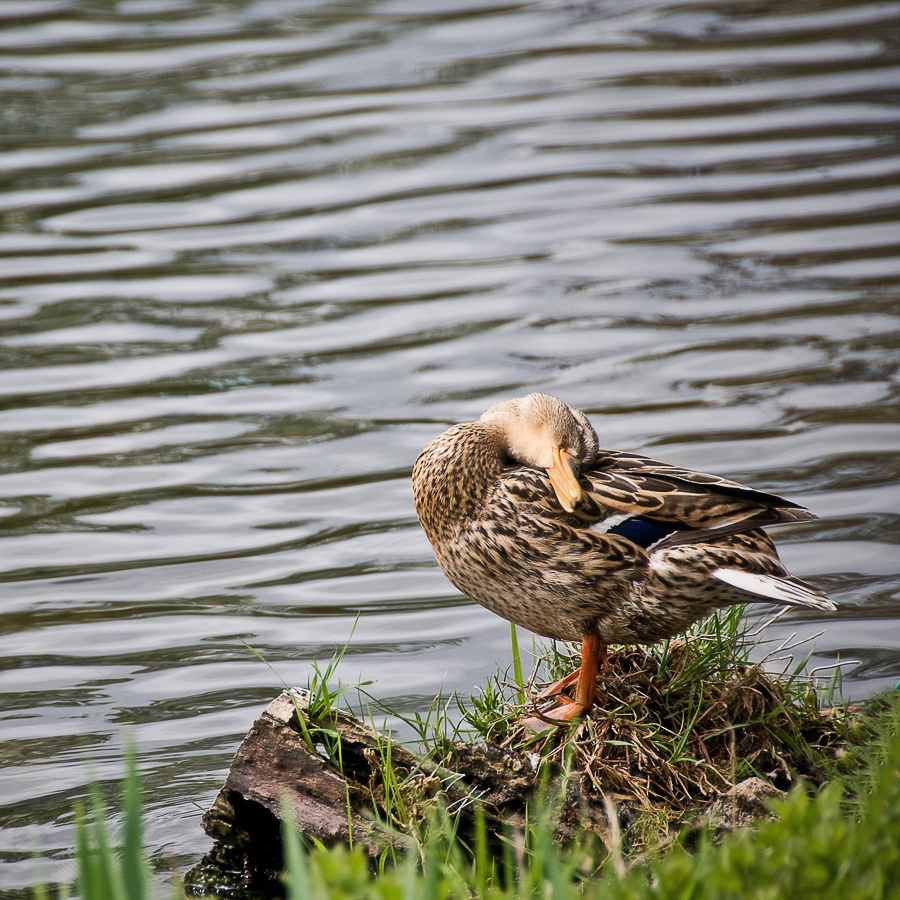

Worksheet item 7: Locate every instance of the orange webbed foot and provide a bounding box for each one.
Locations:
[536,667,582,700]
[522,635,607,731]
[522,697,586,732]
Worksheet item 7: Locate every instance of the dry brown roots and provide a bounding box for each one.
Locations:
[500,643,852,830]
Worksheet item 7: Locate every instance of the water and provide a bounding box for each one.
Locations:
[1,0,899,893]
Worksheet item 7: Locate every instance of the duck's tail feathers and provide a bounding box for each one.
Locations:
[712,568,836,611]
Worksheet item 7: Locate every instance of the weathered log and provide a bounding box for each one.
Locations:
[207,690,400,853]
[184,689,395,894]
[183,688,544,895]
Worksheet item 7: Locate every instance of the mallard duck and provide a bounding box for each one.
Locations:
[412,393,835,724]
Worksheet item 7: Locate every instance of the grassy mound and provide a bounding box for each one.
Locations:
[458,607,863,850]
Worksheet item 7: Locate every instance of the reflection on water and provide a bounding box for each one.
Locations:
[1,0,899,893]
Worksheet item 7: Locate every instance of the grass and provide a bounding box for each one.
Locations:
[57,689,900,899]
[41,610,900,899]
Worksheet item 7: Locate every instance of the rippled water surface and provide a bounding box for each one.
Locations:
[2,0,899,893]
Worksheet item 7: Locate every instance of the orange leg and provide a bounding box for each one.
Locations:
[573,633,602,712]
[536,638,608,699]
[526,635,606,729]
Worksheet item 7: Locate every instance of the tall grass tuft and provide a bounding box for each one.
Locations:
[68,748,176,900]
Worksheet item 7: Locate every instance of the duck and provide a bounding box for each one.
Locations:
[412,393,835,725]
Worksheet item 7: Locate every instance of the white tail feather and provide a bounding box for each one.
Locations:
[712,568,836,611]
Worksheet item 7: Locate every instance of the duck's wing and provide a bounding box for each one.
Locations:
[489,459,834,611]
[578,450,816,549]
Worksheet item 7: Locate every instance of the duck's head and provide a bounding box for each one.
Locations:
[479,393,599,512]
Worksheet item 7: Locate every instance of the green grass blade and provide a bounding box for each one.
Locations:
[74,787,121,900]
[280,802,312,900]
[510,623,525,705]
[121,747,147,900]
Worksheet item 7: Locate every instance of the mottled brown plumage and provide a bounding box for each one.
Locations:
[412,394,835,723]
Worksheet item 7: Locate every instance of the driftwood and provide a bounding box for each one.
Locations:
[183,688,549,895]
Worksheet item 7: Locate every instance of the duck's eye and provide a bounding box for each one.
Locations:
[572,424,586,451]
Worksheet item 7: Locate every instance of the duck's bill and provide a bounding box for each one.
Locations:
[547,447,582,512]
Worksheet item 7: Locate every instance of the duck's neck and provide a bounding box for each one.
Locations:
[413,421,507,541]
